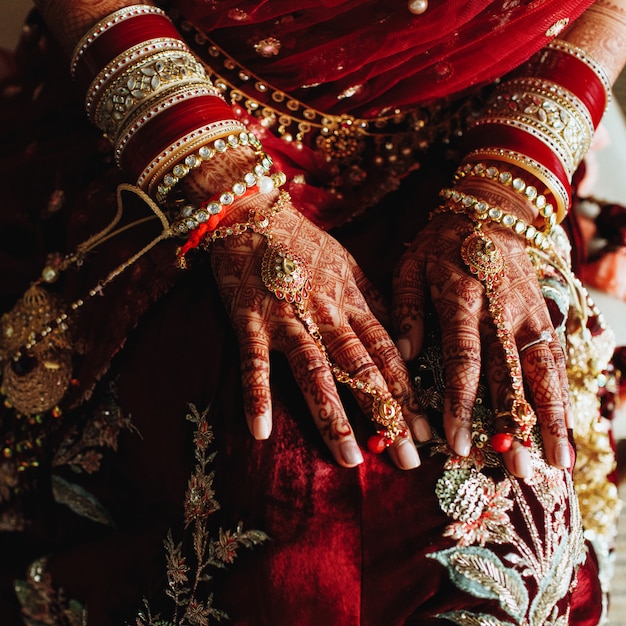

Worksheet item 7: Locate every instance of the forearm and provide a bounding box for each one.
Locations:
[33,0,146,55]
[564,0,626,84]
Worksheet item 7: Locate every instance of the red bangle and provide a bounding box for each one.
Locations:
[74,13,182,93]
[529,49,607,129]
[119,94,236,179]
[464,122,571,218]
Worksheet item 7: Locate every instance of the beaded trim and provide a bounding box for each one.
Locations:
[437,188,552,250]
[155,131,263,204]
[85,38,189,114]
[453,162,557,231]
[70,4,166,78]
[170,10,431,158]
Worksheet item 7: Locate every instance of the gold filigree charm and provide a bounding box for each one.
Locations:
[460,229,505,285]
[316,114,362,159]
[368,395,407,453]
[261,242,312,303]
[0,285,73,416]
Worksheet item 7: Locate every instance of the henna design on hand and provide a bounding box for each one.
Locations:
[209,197,421,468]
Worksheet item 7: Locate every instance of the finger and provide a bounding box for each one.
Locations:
[351,263,390,327]
[551,337,574,430]
[392,248,427,361]
[349,312,431,442]
[441,328,482,458]
[481,323,535,478]
[238,333,274,440]
[432,269,484,458]
[284,334,365,468]
[521,340,571,469]
[324,327,421,469]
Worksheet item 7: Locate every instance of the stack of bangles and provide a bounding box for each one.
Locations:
[71,5,409,454]
[434,38,611,453]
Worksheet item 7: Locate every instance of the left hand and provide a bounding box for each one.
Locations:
[392,210,572,478]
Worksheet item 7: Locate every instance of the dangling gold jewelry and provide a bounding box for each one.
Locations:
[0,185,172,471]
[459,224,537,451]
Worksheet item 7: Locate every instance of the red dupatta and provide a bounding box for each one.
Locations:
[174,0,595,114]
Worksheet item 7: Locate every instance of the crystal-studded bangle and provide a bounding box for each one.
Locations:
[84,37,190,115]
[454,162,557,231]
[173,158,280,238]
[479,85,593,178]
[437,188,552,250]
[92,49,213,138]
[153,131,264,204]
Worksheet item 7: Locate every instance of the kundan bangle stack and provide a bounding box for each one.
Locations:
[463,38,611,223]
[70,4,288,251]
[433,38,612,453]
[70,4,246,195]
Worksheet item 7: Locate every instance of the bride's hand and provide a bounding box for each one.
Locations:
[209,194,431,470]
[392,204,572,479]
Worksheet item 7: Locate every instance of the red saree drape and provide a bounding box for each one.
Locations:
[0,1,604,625]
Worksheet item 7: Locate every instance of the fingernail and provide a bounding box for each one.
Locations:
[556,440,572,469]
[340,440,364,466]
[396,337,412,361]
[396,439,420,469]
[514,446,533,478]
[253,415,271,440]
[410,414,432,442]
[453,428,471,457]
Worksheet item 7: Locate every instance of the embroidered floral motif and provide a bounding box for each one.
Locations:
[14,558,87,626]
[414,331,586,625]
[435,469,513,547]
[135,403,268,626]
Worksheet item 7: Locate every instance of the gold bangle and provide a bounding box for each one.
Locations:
[93,49,212,139]
[85,38,190,114]
[464,148,570,222]
[454,162,557,231]
[135,120,246,190]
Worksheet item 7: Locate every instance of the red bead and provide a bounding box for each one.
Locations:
[367,433,388,454]
[491,432,513,453]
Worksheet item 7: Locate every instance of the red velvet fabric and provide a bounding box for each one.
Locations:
[0,2,604,625]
